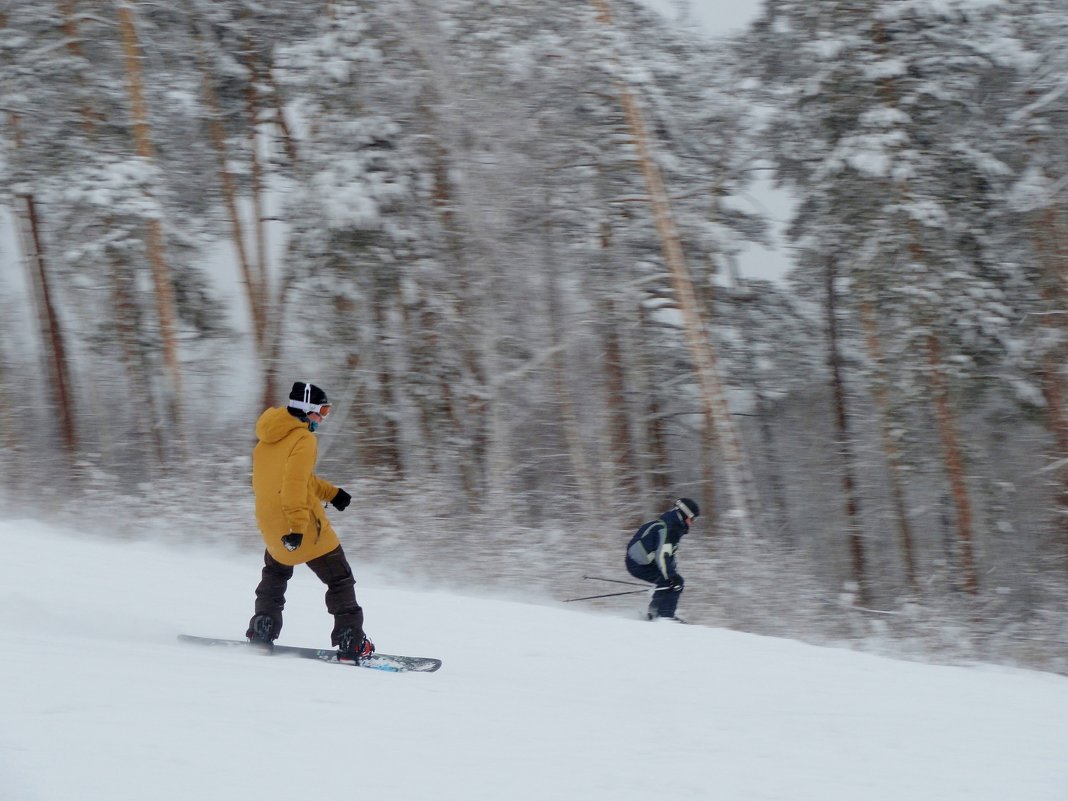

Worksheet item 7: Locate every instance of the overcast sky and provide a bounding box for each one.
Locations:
[638,0,765,37]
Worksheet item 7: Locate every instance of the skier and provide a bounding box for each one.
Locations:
[625,498,700,621]
[246,381,374,662]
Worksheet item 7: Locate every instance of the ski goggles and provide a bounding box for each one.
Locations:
[287,400,332,417]
[674,499,698,520]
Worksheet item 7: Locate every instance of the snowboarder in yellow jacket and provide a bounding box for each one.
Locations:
[246,381,374,662]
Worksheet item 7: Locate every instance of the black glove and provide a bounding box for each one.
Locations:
[667,574,684,591]
[281,532,303,552]
[331,488,351,512]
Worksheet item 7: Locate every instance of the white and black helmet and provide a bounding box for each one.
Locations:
[674,498,700,520]
[287,381,330,416]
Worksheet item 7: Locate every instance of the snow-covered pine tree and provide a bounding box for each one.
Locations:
[747,0,1035,598]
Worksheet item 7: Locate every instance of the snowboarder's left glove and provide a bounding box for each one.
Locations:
[667,574,684,591]
[331,488,351,512]
[281,532,303,551]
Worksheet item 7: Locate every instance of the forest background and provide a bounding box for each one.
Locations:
[2,0,1067,673]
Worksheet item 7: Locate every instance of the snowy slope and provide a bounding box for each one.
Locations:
[2,519,1067,801]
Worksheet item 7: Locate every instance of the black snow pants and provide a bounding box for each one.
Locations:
[624,559,684,618]
[248,545,365,645]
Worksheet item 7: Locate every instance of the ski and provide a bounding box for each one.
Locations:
[177,634,442,673]
[643,613,689,624]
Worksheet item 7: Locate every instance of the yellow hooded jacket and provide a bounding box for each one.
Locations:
[252,405,341,566]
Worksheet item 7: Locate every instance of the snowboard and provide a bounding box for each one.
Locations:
[177,634,442,673]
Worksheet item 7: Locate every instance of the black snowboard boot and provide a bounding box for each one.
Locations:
[336,627,375,663]
[247,614,275,649]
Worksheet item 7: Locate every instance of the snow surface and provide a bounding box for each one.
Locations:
[3,519,1067,801]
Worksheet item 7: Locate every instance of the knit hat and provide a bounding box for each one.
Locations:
[674,498,700,520]
[287,381,330,415]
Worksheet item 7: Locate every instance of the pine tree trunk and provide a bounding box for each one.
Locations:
[637,302,671,498]
[243,48,270,308]
[691,281,719,532]
[398,294,443,480]
[1033,205,1068,541]
[859,299,918,592]
[263,65,299,166]
[700,408,717,530]
[600,296,642,515]
[399,289,476,501]
[545,212,598,515]
[373,299,404,479]
[260,241,299,412]
[117,1,182,433]
[0,346,21,492]
[109,251,164,468]
[1038,360,1068,536]
[428,132,483,503]
[8,113,78,460]
[552,346,599,513]
[925,333,979,595]
[15,193,78,459]
[436,363,476,503]
[57,0,100,134]
[194,39,265,356]
[826,256,869,604]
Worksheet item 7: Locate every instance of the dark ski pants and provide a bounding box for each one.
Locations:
[624,559,684,618]
[249,545,365,645]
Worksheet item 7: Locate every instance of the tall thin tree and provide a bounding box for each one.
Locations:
[116,1,183,434]
[590,0,762,538]
[826,254,869,604]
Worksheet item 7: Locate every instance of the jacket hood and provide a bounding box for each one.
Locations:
[256,405,307,444]
[659,510,689,541]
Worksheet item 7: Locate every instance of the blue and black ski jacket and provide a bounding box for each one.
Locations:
[625,510,689,581]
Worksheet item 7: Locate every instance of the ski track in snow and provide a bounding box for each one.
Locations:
[1,519,1066,801]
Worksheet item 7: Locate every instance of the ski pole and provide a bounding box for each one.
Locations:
[563,588,650,603]
[582,575,647,588]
